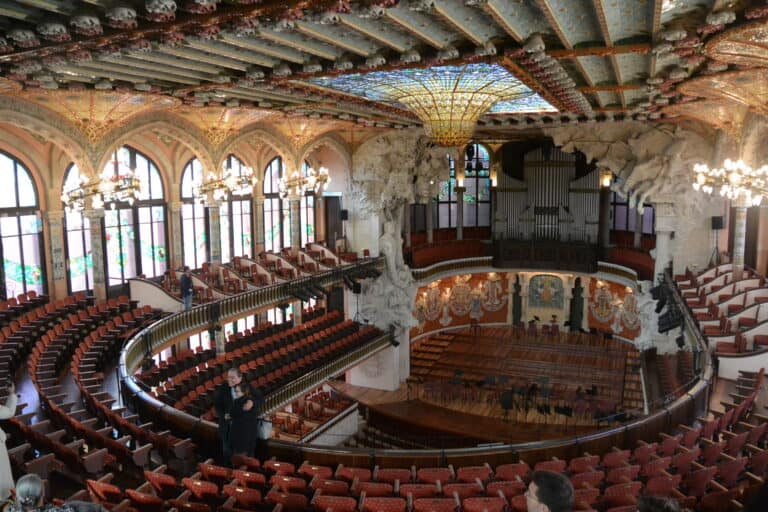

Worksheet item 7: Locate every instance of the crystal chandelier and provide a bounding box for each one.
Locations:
[61,165,141,213]
[193,164,257,205]
[692,159,768,206]
[279,166,330,200]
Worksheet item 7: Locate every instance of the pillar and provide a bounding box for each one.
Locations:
[315,195,326,246]
[425,201,434,244]
[46,210,67,300]
[653,203,676,281]
[634,209,643,250]
[455,187,465,241]
[290,197,301,253]
[733,198,749,280]
[253,197,265,255]
[85,209,107,301]
[169,202,183,270]
[598,184,612,257]
[403,202,411,248]
[207,205,221,264]
[455,147,466,241]
[292,300,303,325]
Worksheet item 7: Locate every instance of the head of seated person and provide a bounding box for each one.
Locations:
[525,470,573,512]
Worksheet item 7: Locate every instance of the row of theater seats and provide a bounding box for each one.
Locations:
[0,289,47,325]
[676,264,768,353]
[656,351,695,400]
[72,367,767,512]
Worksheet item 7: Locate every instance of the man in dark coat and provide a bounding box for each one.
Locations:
[214,367,263,464]
[180,266,193,310]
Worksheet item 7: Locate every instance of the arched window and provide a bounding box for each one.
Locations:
[263,157,292,252]
[103,146,167,289]
[220,154,253,263]
[438,143,492,229]
[0,151,44,298]
[299,162,316,247]
[180,158,207,269]
[62,164,93,293]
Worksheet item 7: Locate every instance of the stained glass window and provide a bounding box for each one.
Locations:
[181,158,207,269]
[263,157,291,252]
[300,162,316,247]
[104,146,166,289]
[0,151,44,299]
[437,143,491,229]
[220,154,253,263]
[62,164,93,293]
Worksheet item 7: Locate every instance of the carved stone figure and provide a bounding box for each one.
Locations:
[7,29,40,49]
[146,0,177,22]
[106,7,138,29]
[70,15,103,36]
[37,23,70,42]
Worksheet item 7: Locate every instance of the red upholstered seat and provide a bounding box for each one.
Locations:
[456,465,492,483]
[223,485,262,508]
[399,484,437,499]
[313,496,357,512]
[376,468,412,484]
[270,475,308,492]
[568,455,600,474]
[570,471,604,489]
[442,483,482,499]
[495,463,530,481]
[311,479,350,496]
[606,465,640,485]
[86,479,124,503]
[487,480,525,499]
[533,459,566,473]
[144,470,181,499]
[300,463,334,479]
[412,498,457,512]
[182,478,219,501]
[125,489,164,512]
[572,488,600,510]
[417,468,453,484]
[337,466,372,482]
[602,482,642,508]
[362,497,407,512]
[645,475,682,497]
[266,491,308,511]
[463,497,506,512]
[355,482,394,497]
[232,469,266,487]
[265,460,296,475]
[510,494,527,512]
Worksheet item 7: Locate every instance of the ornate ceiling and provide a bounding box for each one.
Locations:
[0,0,768,140]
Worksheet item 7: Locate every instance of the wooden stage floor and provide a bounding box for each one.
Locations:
[330,381,599,445]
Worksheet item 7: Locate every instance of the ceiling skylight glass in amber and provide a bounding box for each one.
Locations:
[306,63,557,146]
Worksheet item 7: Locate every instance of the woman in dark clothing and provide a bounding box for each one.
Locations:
[228,382,258,456]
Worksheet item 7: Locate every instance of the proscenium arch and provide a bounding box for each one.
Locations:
[95,112,216,177]
[219,126,294,172]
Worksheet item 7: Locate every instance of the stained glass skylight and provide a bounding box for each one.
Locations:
[304,63,557,146]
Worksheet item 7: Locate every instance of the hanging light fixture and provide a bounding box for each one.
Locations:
[61,163,141,213]
[692,159,768,206]
[192,163,258,205]
[278,166,330,200]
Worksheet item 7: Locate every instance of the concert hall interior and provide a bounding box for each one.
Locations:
[3,1,768,511]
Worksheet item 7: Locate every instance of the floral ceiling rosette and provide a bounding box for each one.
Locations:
[174,106,274,146]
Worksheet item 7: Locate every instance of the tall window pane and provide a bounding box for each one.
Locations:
[0,152,44,298]
[264,157,285,252]
[181,158,207,268]
[103,146,166,286]
[440,143,491,230]
[221,154,253,262]
[300,162,316,247]
[63,164,93,293]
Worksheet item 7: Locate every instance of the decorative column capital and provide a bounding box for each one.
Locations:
[170,201,183,213]
[46,210,65,222]
[454,186,466,194]
[653,202,676,233]
[84,208,105,220]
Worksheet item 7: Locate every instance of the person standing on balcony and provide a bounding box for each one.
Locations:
[0,381,18,500]
[180,266,193,310]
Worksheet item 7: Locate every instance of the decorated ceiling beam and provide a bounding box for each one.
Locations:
[547,44,651,59]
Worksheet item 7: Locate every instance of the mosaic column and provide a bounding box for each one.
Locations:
[169,202,183,270]
[315,195,326,244]
[733,198,749,280]
[85,209,107,302]
[290,197,301,253]
[45,210,67,299]
[293,300,302,325]
[425,201,434,244]
[207,205,221,264]
[253,197,265,255]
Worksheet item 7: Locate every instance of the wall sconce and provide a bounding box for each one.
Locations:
[600,169,613,188]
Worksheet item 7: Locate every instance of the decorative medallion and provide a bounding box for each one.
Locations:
[449,279,472,317]
[423,282,442,321]
[662,99,749,137]
[19,90,180,143]
[621,292,640,330]
[174,106,274,146]
[590,285,615,323]
[481,275,507,312]
[528,274,563,309]
[678,69,768,116]
[705,19,768,67]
